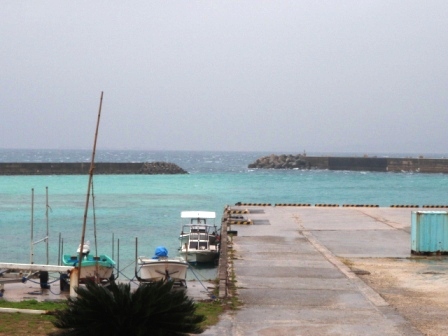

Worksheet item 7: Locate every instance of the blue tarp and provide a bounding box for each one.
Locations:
[152,246,168,259]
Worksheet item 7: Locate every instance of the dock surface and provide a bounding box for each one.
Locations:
[206,207,448,335]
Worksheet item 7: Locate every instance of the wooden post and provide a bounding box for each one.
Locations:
[70,268,79,298]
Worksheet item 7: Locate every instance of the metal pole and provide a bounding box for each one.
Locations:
[78,91,104,284]
[46,186,49,265]
[58,233,61,266]
[30,188,34,264]
[134,237,138,278]
[116,238,120,280]
[61,238,64,265]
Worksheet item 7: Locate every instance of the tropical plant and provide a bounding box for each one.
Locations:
[51,280,205,336]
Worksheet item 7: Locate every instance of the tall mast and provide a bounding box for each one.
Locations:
[77,92,104,283]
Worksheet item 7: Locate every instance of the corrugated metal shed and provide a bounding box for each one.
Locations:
[411,211,448,253]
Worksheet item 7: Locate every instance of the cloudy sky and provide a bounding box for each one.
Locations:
[1,1,447,154]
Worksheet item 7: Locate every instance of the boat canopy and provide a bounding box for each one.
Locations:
[181,211,216,219]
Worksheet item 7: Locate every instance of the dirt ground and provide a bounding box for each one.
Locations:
[347,256,448,336]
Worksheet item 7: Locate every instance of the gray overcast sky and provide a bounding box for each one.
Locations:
[1,1,447,154]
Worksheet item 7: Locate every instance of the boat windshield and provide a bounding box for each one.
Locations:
[182,225,215,234]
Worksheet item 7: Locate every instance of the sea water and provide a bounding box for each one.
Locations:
[1,149,448,281]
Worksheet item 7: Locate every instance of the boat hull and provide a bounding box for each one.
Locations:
[137,257,188,286]
[62,254,115,281]
[179,250,219,264]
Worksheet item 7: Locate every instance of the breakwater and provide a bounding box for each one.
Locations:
[0,162,188,175]
[248,154,448,173]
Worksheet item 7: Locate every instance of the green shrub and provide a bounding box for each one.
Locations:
[52,280,205,336]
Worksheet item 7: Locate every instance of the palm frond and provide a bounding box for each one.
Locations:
[52,280,205,336]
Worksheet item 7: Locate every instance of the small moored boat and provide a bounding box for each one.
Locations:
[62,241,115,283]
[178,211,220,264]
[137,246,188,287]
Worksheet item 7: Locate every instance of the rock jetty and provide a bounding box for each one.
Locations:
[248,154,310,169]
[139,162,187,175]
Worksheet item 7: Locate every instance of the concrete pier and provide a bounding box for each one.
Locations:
[207,206,448,335]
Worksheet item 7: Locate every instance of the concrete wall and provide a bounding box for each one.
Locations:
[0,162,187,175]
[329,157,388,172]
[386,158,448,173]
[320,157,448,173]
[302,156,329,169]
[248,155,448,173]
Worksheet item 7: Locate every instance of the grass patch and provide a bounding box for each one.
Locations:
[196,300,224,328]
[0,299,66,311]
[0,312,58,335]
[0,299,66,335]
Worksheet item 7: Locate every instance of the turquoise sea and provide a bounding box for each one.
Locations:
[1,149,448,280]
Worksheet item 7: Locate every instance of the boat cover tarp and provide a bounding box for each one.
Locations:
[152,246,168,259]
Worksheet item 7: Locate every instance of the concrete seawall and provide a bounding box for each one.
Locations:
[0,162,187,175]
[249,155,448,173]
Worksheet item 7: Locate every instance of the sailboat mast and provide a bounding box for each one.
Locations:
[78,91,104,283]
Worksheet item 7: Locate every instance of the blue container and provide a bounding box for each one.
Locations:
[411,211,448,253]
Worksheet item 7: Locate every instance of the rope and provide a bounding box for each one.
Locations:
[22,277,60,285]
[187,266,209,281]
[21,277,63,296]
[119,260,136,272]
[188,266,216,298]
[48,285,61,296]
[114,266,140,286]
[91,178,98,257]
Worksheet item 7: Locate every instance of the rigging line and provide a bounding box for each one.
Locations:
[188,266,213,295]
[119,260,136,272]
[187,266,209,281]
[113,266,140,285]
[22,277,62,296]
[91,178,98,257]
[91,178,100,284]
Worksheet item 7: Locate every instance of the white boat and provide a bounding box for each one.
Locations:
[137,247,188,287]
[178,211,220,264]
[62,241,115,284]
